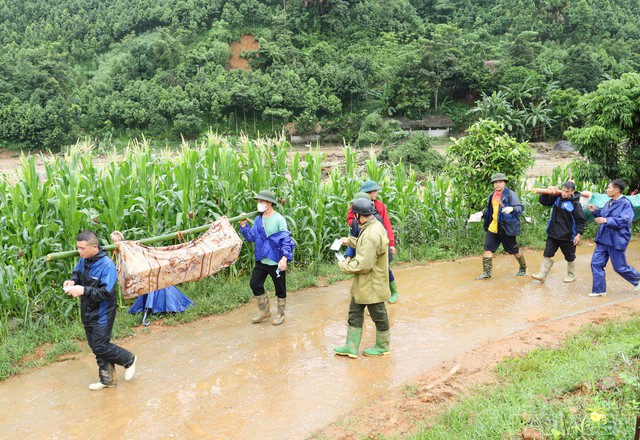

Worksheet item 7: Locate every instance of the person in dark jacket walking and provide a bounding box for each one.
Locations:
[239,190,295,325]
[475,173,527,280]
[63,230,137,390]
[587,179,640,297]
[531,182,586,283]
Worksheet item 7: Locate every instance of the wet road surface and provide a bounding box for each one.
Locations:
[1,242,640,439]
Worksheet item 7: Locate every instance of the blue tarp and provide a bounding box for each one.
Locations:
[128,286,194,314]
[582,193,640,222]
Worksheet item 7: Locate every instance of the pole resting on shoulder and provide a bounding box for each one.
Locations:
[46,211,259,262]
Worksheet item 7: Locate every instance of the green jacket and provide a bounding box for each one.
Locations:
[338,217,390,304]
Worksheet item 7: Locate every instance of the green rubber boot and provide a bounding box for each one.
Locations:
[251,294,271,323]
[272,297,286,326]
[475,257,492,280]
[388,280,399,304]
[363,330,390,356]
[515,254,527,276]
[334,326,362,359]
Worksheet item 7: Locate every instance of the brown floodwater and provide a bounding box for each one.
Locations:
[2,242,640,439]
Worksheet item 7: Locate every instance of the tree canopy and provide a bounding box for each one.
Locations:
[1,0,639,149]
[565,72,640,190]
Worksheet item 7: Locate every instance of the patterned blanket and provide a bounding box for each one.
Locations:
[111,217,243,299]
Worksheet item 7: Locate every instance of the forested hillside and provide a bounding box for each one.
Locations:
[1,0,639,149]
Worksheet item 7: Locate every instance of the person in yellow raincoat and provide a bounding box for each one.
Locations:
[334,197,390,359]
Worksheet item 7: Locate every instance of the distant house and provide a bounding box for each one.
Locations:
[394,116,455,138]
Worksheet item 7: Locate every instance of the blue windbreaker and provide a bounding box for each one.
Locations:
[482,187,524,236]
[593,196,635,250]
[239,214,295,262]
[71,248,118,328]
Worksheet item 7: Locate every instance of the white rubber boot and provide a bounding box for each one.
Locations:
[563,261,576,283]
[124,356,137,381]
[531,257,554,282]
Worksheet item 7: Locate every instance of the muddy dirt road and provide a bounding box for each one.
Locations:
[1,242,639,440]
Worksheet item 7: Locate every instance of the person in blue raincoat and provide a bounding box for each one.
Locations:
[239,190,295,325]
[475,173,527,280]
[588,179,640,297]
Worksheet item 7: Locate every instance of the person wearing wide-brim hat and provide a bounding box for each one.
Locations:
[474,173,527,280]
[346,180,401,303]
[239,190,295,325]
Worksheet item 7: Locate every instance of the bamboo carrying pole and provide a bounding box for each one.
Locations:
[46,211,259,262]
[531,188,592,198]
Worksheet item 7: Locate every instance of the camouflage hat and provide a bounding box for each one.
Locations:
[490,173,509,183]
[253,190,278,205]
[352,192,371,203]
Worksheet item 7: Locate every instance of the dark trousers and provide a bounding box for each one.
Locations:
[591,244,640,294]
[84,316,134,372]
[483,231,520,254]
[347,297,390,332]
[543,236,576,261]
[250,261,287,298]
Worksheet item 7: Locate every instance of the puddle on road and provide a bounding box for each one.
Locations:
[2,242,640,439]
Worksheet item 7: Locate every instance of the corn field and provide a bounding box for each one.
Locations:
[1,134,581,335]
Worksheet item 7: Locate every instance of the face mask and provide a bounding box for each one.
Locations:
[257,202,268,213]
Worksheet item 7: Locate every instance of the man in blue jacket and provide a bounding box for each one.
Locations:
[64,230,137,390]
[475,173,527,280]
[588,179,640,296]
[239,190,295,325]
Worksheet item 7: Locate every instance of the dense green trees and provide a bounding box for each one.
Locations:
[565,73,640,190]
[0,0,639,149]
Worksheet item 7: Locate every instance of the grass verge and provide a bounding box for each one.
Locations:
[413,317,640,439]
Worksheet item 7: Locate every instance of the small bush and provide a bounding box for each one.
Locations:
[355,112,405,148]
[379,133,447,176]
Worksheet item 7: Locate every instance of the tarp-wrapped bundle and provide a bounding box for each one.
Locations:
[111,217,243,299]
[580,193,640,222]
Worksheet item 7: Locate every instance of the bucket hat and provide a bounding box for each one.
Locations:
[490,173,509,183]
[253,190,278,205]
[361,180,382,192]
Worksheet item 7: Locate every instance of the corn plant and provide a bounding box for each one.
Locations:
[0,136,601,331]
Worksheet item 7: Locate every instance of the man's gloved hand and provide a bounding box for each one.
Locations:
[502,206,514,214]
[467,211,483,222]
